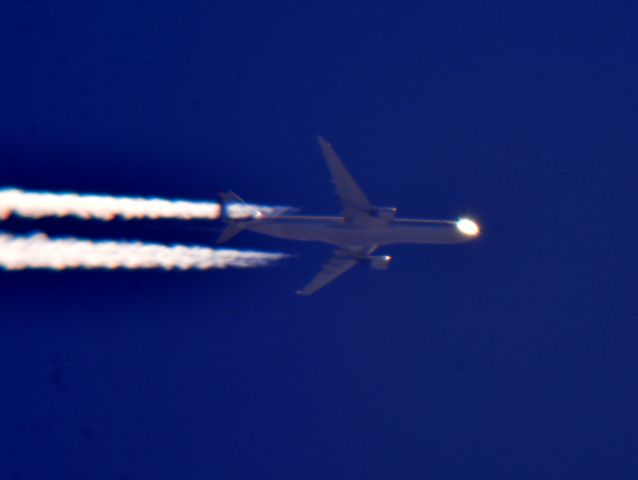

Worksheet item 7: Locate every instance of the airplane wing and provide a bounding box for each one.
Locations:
[296,245,377,296]
[317,136,375,219]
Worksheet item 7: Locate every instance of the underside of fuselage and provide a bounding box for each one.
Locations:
[243,216,472,247]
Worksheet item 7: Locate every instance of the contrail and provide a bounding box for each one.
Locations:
[0,188,289,222]
[0,232,287,271]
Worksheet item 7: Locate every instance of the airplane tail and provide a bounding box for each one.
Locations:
[219,190,246,209]
[216,222,245,243]
[216,191,249,244]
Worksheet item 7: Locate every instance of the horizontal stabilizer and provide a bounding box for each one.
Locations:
[216,222,244,244]
[219,190,246,205]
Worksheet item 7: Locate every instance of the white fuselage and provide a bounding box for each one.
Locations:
[242,215,474,247]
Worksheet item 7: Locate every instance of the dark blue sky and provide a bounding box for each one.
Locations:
[2,1,638,478]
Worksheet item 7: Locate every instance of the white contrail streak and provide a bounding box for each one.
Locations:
[0,232,287,271]
[0,188,289,222]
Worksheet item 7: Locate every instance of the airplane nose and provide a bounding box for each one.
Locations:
[456,218,480,237]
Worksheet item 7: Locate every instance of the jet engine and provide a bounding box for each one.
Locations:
[373,207,397,220]
[367,255,392,271]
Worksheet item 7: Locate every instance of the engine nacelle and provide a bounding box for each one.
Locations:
[373,207,397,220]
[367,255,392,271]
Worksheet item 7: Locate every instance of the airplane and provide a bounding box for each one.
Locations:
[217,136,480,295]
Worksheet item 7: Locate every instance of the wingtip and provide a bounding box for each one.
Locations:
[317,135,329,146]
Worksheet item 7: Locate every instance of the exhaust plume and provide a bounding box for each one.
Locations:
[0,188,289,222]
[0,232,287,271]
